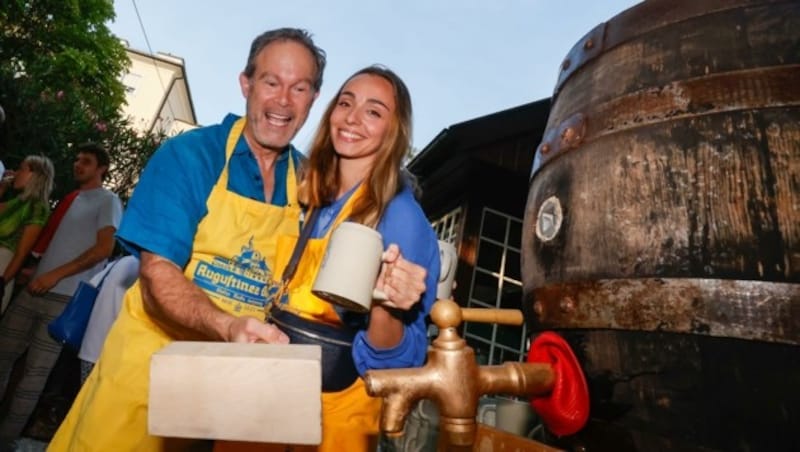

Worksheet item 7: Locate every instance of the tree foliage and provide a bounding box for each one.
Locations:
[0,0,164,203]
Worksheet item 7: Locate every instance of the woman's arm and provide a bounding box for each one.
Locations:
[367,245,428,347]
[2,223,42,281]
[352,190,441,373]
[352,236,439,373]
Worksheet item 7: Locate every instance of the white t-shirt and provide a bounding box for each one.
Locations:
[78,255,139,363]
[36,187,123,296]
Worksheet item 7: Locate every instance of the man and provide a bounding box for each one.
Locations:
[0,143,122,444]
[50,28,428,451]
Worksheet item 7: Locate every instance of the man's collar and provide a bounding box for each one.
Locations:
[233,134,296,162]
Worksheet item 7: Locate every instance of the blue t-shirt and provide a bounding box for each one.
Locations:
[312,185,441,375]
[117,114,303,267]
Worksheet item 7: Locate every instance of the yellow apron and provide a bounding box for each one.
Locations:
[49,118,301,451]
[217,186,382,452]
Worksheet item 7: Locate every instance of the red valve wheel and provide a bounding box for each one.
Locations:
[527,331,590,436]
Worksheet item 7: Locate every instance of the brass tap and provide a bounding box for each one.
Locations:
[364,299,556,447]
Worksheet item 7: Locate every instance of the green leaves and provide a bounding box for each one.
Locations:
[0,0,162,204]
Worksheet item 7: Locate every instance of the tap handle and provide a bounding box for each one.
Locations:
[461,308,524,326]
[431,299,524,329]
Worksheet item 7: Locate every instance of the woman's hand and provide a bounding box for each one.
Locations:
[376,244,427,311]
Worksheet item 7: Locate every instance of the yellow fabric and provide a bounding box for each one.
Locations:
[217,184,382,452]
[271,185,363,325]
[48,118,301,451]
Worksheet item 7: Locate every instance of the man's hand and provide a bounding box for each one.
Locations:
[227,316,289,344]
[376,244,427,311]
[27,270,60,295]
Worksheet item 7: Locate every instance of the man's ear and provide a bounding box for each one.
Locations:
[239,73,251,98]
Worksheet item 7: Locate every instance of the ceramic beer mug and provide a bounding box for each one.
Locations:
[478,397,538,437]
[312,222,388,313]
[436,240,457,300]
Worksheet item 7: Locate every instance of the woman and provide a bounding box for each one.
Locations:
[0,155,53,313]
[222,66,440,451]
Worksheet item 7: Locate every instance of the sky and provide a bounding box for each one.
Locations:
[108,0,641,153]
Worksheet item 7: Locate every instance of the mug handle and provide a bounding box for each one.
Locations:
[477,403,497,426]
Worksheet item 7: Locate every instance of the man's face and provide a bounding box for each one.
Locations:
[239,40,319,154]
[73,152,105,184]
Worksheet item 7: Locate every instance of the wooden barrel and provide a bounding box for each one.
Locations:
[521,0,800,450]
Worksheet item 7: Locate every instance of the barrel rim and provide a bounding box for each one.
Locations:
[553,0,794,98]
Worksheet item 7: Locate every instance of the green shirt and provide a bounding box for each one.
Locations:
[0,196,50,251]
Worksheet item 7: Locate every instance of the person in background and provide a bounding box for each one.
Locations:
[0,155,54,313]
[77,255,139,383]
[50,28,429,452]
[0,143,122,446]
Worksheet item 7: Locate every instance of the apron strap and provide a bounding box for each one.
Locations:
[217,118,245,190]
[285,153,298,207]
[280,183,365,286]
[273,185,374,326]
[218,117,299,205]
[279,208,320,286]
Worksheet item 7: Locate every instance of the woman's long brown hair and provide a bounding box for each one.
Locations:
[298,65,413,227]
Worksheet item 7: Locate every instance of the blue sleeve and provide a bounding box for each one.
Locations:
[116,125,225,267]
[352,188,440,374]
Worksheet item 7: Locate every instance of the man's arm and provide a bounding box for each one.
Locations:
[138,251,289,344]
[28,225,116,295]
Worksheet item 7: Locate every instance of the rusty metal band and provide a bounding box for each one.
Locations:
[529,278,800,345]
[553,0,794,95]
[532,64,800,176]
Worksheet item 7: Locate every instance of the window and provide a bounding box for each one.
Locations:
[121,71,142,98]
[464,208,526,365]
[431,206,462,246]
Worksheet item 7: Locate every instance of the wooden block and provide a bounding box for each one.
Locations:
[149,341,322,445]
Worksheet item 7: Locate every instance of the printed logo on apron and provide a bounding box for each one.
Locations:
[193,236,284,312]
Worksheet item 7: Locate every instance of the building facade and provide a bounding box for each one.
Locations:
[121,46,198,135]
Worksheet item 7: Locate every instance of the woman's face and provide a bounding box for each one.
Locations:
[13,161,33,190]
[329,73,395,168]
